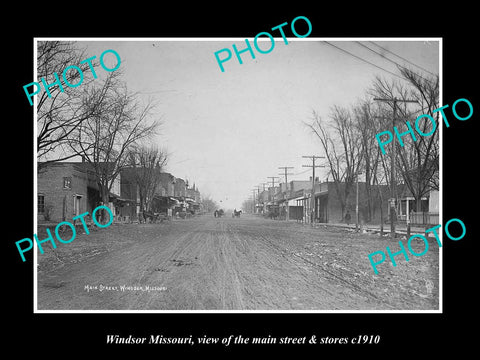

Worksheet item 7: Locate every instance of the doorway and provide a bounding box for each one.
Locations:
[73,194,83,217]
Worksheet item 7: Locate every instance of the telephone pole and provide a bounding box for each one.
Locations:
[259,182,268,214]
[251,189,257,214]
[302,156,325,226]
[267,176,279,191]
[374,97,417,239]
[256,185,262,213]
[267,176,279,215]
[278,166,294,221]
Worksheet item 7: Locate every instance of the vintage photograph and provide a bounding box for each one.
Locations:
[33,38,440,311]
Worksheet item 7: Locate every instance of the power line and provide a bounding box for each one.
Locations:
[278,166,294,221]
[368,41,437,77]
[302,155,325,226]
[356,41,402,68]
[267,176,280,210]
[323,41,406,81]
[354,41,434,83]
[267,176,279,188]
[278,166,294,184]
[292,168,311,176]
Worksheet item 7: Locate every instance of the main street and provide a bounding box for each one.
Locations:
[37,214,439,311]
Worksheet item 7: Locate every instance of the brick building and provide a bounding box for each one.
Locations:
[119,169,189,217]
[158,172,175,197]
[37,161,120,223]
[280,179,390,224]
[173,177,186,198]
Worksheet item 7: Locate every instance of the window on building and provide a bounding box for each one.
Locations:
[63,177,72,189]
[38,194,45,213]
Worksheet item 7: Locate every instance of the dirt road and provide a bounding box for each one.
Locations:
[37,215,439,310]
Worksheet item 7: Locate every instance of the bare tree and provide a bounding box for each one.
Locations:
[398,67,440,195]
[127,144,168,213]
[369,69,439,212]
[67,74,160,222]
[306,106,363,220]
[36,41,101,167]
[352,99,383,221]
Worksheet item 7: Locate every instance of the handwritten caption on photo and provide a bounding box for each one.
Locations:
[84,284,166,293]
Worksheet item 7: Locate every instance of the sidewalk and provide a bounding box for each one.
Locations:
[296,220,437,238]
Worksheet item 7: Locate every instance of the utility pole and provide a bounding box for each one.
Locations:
[259,182,268,214]
[302,156,325,226]
[267,176,279,195]
[256,185,262,214]
[278,166,294,221]
[373,97,417,239]
[356,172,361,232]
[267,176,279,216]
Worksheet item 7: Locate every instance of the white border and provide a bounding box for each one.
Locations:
[33,37,442,314]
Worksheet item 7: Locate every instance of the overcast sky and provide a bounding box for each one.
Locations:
[77,38,439,210]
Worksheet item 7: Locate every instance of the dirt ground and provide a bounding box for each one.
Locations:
[36,214,439,311]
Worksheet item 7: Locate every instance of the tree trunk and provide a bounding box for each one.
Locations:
[139,194,146,223]
[416,196,423,212]
[98,183,110,224]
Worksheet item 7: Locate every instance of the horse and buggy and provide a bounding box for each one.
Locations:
[213,209,225,218]
[141,211,168,223]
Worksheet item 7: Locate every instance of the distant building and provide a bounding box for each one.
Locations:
[186,183,200,202]
[151,172,179,215]
[257,189,269,213]
[267,180,312,221]
[120,168,180,218]
[272,179,391,224]
[305,180,437,225]
[173,177,186,198]
[397,187,439,226]
[158,172,175,197]
[38,162,203,223]
[185,183,201,214]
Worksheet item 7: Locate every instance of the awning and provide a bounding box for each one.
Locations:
[108,192,121,202]
[290,195,306,202]
[113,197,136,206]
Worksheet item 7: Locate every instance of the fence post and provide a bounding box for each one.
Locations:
[407,218,411,238]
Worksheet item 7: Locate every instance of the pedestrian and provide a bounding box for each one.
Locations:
[345,210,351,225]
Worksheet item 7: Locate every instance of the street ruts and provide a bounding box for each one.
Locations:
[37,214,439,310]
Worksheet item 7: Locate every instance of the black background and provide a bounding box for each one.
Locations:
[5,4,477,356]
